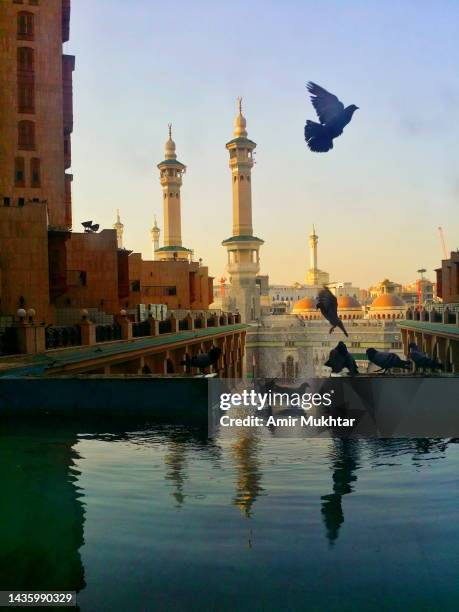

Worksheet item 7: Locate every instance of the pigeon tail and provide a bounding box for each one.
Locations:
[304,120,333,152]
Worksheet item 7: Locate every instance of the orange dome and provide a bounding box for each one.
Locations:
[370,293,405,308]
[292,296,316,312]
[337,295,361,310]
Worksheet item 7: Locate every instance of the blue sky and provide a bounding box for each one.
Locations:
[67,0,459,286]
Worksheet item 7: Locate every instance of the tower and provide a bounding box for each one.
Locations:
[222,99,264,323]
[305,225,329,286]
[155,125,192,261]
[151,216,160,259]
[0,0,74,229]
[113,209,124,248]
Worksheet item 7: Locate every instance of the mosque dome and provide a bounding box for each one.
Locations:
[292,296,316,313]
[337,295,361,310]
[370,294,405,308]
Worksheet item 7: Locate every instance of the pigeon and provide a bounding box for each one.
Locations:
[305,82,359,153]
[325,341,358,376]
[408,343,443,372]
[366,348,411,374]
[316,287,348,336]
[180,346,221,373]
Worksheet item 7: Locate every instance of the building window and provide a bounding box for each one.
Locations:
[30,157,40,187]
[17,11,34,40]
[18,120,35,149]
[14,157,25,187]
[17,46,34,72]
[29,0,39,5]
[18,83,35,113]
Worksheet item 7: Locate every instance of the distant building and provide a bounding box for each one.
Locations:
[435,251,459,304]
[369,279,402,299]
[368,293,406,320]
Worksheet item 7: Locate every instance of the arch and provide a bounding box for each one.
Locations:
[166,358,175,374]
[286,355,295,381]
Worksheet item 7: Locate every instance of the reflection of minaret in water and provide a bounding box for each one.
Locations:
[231,427,263,518]
[164,440,188,507]
[321,439,360,545]
[0,428,86,591]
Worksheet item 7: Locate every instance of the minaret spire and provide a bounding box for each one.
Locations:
[113,209,124,248]
[155,126,192,261]
[222,99,264,322]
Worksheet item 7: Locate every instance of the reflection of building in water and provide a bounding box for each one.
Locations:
[0,428,85,591]
[164,439,188,507]
[231,428,263,517]
[321,439,360,545]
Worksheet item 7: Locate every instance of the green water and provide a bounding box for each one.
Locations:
[0,423,458,611]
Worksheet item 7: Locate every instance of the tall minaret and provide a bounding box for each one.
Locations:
[156,125,192,261]
[222,99,264,323]
[113,209,124,248]
[309,225,318,272]
[151,216,160,260]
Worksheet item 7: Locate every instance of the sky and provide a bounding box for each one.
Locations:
[67,0,459,287]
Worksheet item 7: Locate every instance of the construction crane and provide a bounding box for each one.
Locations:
[438,226,448,260]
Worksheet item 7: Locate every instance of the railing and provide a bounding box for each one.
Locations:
[132,320,151,338]
[95,324,122,343]
[46,325,82,350]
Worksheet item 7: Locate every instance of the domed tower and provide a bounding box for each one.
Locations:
[151,216,160,260]
[222,99,264,323]
[113,209,124,248]
[156,125,192,261]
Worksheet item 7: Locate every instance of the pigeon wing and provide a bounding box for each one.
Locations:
[317,288,338,316]
[307,82,344,125]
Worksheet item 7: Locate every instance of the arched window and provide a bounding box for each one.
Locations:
[17,47,34,72]
[17,11,34,40]
[18,120,35,149]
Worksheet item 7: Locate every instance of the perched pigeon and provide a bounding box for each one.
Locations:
[316,287,348,336]
[408,343,442,372]
[305,82,359,152]
[325,341,358,376]
[180,346,221,373]
[366,348,411,374]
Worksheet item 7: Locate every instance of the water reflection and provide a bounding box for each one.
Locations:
[0,426,85,592]
[320,439,361,545]
[231,428,264,517]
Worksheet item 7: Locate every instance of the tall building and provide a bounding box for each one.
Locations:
[113,209,124,248]
[0,0,74,229]
[155,125,192,262]
[305,226,329,286]
[222,99,264,323]
[151,216,160,260]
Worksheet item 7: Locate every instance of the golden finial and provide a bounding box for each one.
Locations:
[237,97,243,115]
[168,123,172,139]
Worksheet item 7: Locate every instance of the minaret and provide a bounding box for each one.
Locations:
[113,209,124,248]
[222,99,264,322]
[151,216,160,260]
[155,125,192,261]
[305,225,329,286]
[309,225,318,273]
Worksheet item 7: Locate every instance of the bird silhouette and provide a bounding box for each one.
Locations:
[408,343,443,373]
[316,288,348,336]
[304,82,358,152]
[325,342,358,376]
[180,346,221,374]
[366,348,411,374]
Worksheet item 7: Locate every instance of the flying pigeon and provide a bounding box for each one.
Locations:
[325,342,358,376]
[408,343,443,373]
[305,82,359,152]
[366,348,411,374]
[180,346,221,373]
[316,287,348,336]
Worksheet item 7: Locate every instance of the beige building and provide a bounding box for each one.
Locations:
[222,99,264,323]
[368,293,406,320]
